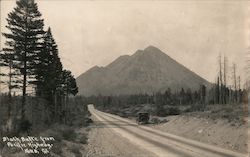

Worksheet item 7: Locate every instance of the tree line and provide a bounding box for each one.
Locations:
[83,83,245,116]
[83,86,206,111]
[0,0,78,129]
[213,55,243,104]
[83,64,246,116]
[82,55,245,112]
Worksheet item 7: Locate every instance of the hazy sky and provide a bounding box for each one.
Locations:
[1,0,249,86]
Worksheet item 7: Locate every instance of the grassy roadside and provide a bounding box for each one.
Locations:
[0,96,91,157]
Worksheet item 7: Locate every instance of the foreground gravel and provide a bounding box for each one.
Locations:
[85,116,157,157]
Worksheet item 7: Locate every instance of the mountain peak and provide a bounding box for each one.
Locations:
[144,45,162,52]
[133,46,165,58]
[141,45,170,59]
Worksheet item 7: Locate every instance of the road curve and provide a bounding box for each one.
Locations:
[88,104,248,157]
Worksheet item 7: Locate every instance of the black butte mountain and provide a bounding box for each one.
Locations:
[76,46,211,96]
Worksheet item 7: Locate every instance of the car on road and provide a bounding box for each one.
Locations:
[136,112,150,124]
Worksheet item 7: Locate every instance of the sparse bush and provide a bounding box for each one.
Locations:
[78,136,87,144]
[150,117,161,124]
[70,145,82,157]
[61,126,77,141]
[41,128,63,142]
[161,119,169,123]
[51,142,63,155]
[155,105,168,117]
[155,106,181,117]
[19,119,32,133]
[168,107,181,115]
[150,117,169,124]
[184,107,192,112]
[184,104,204,113]
[75,132,88,144]
[65,98,90,127]
[223,107,233,113]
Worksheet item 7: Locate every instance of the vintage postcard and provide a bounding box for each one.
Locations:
[0,0,249,157]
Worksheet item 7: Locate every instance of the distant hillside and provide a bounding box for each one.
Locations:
[76,46,211,96]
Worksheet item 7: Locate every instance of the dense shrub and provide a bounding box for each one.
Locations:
[168,107,181,115]
[51,142,63,155]
[155,106,181,117]
[150,117,161,124]
[156,108,169,117]
[57,126,77,141]
[184,104,204,112]
[77,133,88,144]
[70,145,82,157]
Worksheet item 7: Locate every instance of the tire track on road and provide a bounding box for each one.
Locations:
[99,110,246,157]
[91,109,207,157]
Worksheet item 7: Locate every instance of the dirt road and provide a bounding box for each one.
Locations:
[88,104,248,157]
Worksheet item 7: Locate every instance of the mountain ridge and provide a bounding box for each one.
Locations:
[76,46,211,96]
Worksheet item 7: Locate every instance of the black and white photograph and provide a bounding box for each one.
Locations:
[0,0,249,156]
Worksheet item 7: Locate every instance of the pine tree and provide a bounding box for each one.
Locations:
[2,0,45,120]
[34,27,63,122]
[36,27,62,99]
[0,51,21,94]
[0,51,16,120]
[61,70,78,97]
[60,70,78,123]
[0,53,12,120]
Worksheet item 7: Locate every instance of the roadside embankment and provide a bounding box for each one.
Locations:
[150,114,247,153]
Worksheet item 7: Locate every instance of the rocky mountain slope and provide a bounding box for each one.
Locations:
[76,46,211,96]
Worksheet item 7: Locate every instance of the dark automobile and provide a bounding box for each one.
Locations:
[136,112,150,124]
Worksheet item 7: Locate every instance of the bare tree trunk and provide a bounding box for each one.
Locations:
[219,55,223,104]
[238,76,241,90]
[65,91,69,124]
[8,61,12,119]
[224,56,227,87]
[54,91,57,122]
[216,77,220,104]
[224,56,227,103]
[233,63,237,103]
[21,55,27,121]
[238,76,241,103]
[22,15,28,121]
